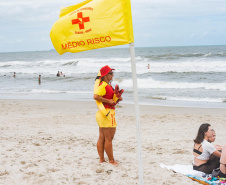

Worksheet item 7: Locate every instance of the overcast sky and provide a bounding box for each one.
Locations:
[0,0,226,52]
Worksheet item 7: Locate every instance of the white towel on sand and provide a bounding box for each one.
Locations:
[160,164,205,177]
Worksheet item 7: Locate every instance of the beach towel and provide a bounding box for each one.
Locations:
[160,164,226,185]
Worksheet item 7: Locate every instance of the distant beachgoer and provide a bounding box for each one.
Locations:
[147,64,150,69]
[192,123,226,176]
[13,72,16,77]
[60,71,63,76]
[38,75,41,84]
[56,71,60,77]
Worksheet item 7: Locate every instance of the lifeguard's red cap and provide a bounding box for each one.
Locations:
[100,65,115,78]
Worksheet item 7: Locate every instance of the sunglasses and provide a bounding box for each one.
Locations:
[108,72,113,75]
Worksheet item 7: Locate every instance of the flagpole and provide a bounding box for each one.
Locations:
[129,43,144,185]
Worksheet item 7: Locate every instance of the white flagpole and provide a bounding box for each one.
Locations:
[129,43,144,185]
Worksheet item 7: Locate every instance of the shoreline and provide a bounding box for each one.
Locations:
[1,99,226,184]
[1,97,226,109]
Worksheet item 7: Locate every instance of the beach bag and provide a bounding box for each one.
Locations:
[212,168,220,177]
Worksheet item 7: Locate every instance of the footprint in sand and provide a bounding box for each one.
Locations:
[106,169,113,175]
[95,167,104,173]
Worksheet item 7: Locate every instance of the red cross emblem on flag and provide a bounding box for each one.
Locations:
[71,12,90,30]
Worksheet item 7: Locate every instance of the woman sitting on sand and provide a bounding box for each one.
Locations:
[208,129,222,151]
[193,123,226,177]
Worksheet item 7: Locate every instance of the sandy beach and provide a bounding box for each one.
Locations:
[0,99,226,185]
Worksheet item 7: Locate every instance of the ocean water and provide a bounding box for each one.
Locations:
[0,45,226,108]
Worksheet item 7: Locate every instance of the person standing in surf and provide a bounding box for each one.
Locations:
[38,75,41,84]
[94,65,122,165]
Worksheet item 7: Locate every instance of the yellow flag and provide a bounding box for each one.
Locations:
[50,0,134,55]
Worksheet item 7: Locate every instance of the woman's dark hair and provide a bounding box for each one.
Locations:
[100,76,104,83]
[194,123,211,144]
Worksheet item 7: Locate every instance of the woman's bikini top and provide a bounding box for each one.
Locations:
[193,145,202,155]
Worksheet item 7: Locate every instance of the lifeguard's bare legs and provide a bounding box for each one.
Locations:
[97,127,118,165]
[97,127,106,163]
[220,145,226,174]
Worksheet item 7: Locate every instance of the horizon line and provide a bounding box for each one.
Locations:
[1,44,226,54]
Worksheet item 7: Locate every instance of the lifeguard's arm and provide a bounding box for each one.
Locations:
[93,94,115,104]
[212,150,221,158]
